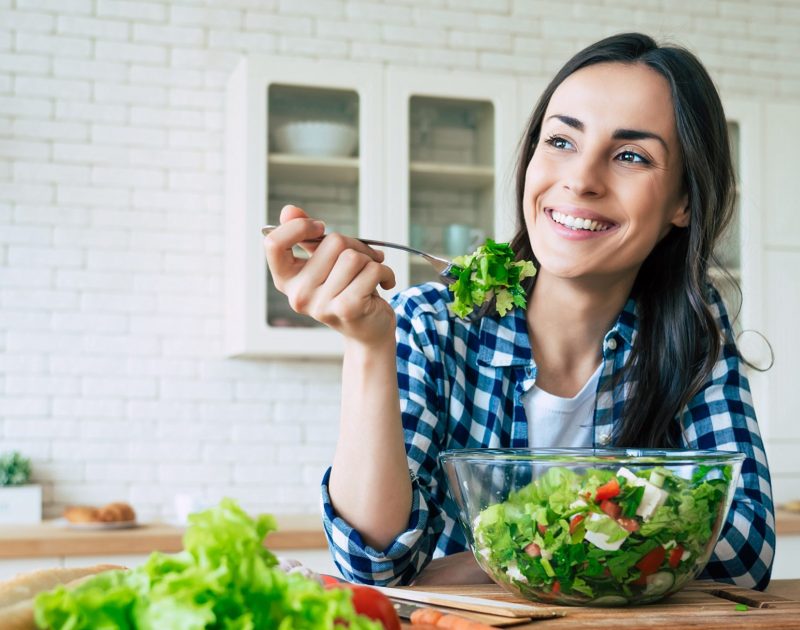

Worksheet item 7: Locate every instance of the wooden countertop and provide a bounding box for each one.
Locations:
[776,508,800,536]
[0,514,327,559]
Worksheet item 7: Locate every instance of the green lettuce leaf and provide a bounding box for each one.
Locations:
[448,239,536,318]
[34,498,381,630]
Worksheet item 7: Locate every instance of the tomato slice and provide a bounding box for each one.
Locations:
[599,499,621,520]
[635,546,666,577]
[668,545,684,569]
[569,513,585,534]
[617,516,640,533]
[325,583,402,630]
[595,478,621,501]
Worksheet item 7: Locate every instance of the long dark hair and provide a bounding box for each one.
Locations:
[510,33,737,447]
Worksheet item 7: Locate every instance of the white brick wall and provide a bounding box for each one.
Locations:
[1,0,799,522]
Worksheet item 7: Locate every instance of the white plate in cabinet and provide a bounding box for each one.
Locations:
[225,55,383,358]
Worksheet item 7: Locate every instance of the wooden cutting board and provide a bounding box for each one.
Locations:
[398,581,800,629]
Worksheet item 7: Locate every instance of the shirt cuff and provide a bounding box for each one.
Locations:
[319,466,431,584]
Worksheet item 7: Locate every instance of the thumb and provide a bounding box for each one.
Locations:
[280,204,309,224]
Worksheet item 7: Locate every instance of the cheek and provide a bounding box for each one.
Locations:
[523,154,549,208]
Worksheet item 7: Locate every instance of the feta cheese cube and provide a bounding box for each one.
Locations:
[583,514,627,551]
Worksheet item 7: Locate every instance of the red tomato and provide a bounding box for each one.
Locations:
[321,574,343,586]
[569,514,585,534]
[595,478,621,501]
[325,583,401,630]
[617,517,640,533]
[599,499,621,520]
[537,523,547,535]
[635,546,666,577]
[668,545,684,569]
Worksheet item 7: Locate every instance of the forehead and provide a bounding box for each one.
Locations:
[545,62,677,143]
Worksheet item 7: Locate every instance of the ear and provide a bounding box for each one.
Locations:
[669,193,690,228]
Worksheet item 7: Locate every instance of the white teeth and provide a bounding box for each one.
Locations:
[550,210,609,232]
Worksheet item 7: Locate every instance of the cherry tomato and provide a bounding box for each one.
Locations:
[568,513,585,534]
[599,499,621,520]
[635,545,666,577]
[617,516,640,533]
[668,545,684,569]
[321,574,343,586]
[325,582,402,630]
[594,478,621,501]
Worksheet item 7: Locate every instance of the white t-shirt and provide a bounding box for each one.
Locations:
[524,364,601,448]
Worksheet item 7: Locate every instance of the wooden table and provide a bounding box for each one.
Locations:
[398,580,800,629]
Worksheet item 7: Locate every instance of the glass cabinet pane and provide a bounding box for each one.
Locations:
[407,96,495,285]
[265,85,360,328]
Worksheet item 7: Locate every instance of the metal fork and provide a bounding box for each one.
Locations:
[261,225,456,285]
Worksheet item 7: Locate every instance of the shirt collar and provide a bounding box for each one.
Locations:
[475,296,639,368]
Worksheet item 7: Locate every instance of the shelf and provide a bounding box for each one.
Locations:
[268,153,359,185]
[409,161,493,190]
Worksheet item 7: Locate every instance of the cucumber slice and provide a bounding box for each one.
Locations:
[644,571,675,596]
[590,595,629,606]
[648,468,666,488]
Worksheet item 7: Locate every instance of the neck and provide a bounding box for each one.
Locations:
[526,270,635,396]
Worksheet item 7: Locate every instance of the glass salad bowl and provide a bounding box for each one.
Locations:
[440,448,743,606]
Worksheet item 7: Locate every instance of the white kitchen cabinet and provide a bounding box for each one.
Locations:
[225,56,383,358]
[225,57,518,358]
[383,67,518,289]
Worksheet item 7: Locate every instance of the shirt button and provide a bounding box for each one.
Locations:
[607,338,617,351]
[599,433,611,446]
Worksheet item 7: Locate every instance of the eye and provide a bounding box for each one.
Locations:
[543,135,574,151]
[616,150,651,165]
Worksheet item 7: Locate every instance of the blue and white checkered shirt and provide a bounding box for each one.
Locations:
[320,282,775,589]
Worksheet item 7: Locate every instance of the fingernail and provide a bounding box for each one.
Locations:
[312,220,326,232]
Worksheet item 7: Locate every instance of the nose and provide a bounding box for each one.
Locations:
[563,150,606,197]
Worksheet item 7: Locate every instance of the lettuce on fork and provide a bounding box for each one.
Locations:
[34,499,380,630]
[448,239,536,319]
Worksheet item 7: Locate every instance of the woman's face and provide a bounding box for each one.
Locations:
[523,62,689,286]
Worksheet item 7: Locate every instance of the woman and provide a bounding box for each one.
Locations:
[263,32,775,590]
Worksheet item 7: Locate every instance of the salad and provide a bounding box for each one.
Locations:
[472,464,732,605]
[448,240,536,318]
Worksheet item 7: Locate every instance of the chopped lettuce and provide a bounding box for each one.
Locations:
[448,239,536,318]
[472,465,732,605]
[34,498,381,630]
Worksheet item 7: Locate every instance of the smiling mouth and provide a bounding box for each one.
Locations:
[547,209,616,232]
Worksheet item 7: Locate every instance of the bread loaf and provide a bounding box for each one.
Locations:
[63,501,136,524]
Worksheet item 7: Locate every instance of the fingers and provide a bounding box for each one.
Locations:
[285,245,394,320]
[264,205,396,326]
[279,204,309,223]
[263,210,325,289]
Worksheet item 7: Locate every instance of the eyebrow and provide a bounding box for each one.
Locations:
[547,114,669,154]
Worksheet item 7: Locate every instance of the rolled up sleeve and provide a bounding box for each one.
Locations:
[680,290,775,589]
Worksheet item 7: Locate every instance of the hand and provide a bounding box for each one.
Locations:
[412,551,493,586]
[263,205,397,346]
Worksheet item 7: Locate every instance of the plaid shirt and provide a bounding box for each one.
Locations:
[320,283,775,589]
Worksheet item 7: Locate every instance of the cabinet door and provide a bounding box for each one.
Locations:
[385,67,518,291]
[225,56,382,357]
